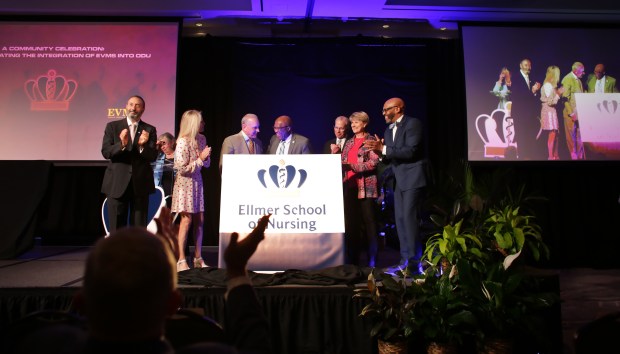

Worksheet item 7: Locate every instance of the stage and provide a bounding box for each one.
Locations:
[0,241,616,353]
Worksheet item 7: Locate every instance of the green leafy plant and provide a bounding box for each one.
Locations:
[483,204,549,264]
[423,215,486,273]
[457,258,557,343]
[414,266,478,347]
[353,269,421,342]
[459,201,557,348]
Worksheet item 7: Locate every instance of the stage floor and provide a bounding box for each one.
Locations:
[1,242,618,354]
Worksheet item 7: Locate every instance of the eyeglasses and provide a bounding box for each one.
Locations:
[382,106,397,113]
[334,127,346,131]
[273,126,289,131]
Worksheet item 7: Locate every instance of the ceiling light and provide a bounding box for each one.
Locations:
[440,27,447,31]
[196,23,203,27]
[382,25,389,29]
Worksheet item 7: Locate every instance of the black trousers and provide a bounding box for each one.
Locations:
[107,181,149,231]
[343,185,378,266]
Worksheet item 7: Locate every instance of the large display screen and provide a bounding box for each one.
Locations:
[0,20,179,161]
[462,24,620,161]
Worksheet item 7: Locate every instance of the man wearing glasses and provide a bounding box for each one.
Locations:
[364,97,428,275]
[266,115,313,155]
[322,116,350,154]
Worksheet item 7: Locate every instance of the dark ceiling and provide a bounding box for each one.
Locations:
[2,0,620,39]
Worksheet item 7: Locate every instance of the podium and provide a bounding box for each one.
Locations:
[219,154,345,271]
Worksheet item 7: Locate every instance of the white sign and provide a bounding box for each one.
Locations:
[218,154,345,270]
[575,93,620,142]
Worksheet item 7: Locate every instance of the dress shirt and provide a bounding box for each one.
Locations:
[596,77,605,93]
[336,138,344,150]
[521,71,530,90]
[277,136,291,155]
[383,116,404,155]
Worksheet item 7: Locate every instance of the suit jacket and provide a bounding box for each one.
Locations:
[586,74,619,93]
[219,131,264,170]
[266,133,313,154]
[509,70,542,159]
[322,136,348,154]
[341,133,380,199]
[561,73,584,113]
[383,115,427,191]
[101,118,158,198]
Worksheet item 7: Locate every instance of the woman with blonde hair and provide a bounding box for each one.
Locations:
[172,110,212,271]
[492,66,512,109]
[540,65,564,160]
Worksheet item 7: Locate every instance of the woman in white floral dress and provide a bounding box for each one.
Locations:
[540,66,565,160]
[171,110,212,271]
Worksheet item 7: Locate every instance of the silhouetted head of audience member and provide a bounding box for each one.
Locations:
[74,227,182,341]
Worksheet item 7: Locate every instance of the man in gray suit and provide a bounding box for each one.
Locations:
[219,113,263,172]
[365,97,427,275]
[266,115,313,155]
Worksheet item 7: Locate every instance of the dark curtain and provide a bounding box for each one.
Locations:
[0,161,51,259]
[176,37,428,246]
[1,35,617,268]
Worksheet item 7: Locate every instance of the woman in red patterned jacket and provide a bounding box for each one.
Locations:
[341,111,381,267]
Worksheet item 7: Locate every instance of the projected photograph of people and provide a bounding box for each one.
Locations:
[462,25,620,161]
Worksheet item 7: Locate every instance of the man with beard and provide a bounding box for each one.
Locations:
[101,95,158,230]
[510,58,542,160]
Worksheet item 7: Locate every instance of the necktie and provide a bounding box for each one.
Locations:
[248,139,255,154]
[597,80,603,93]
[525,75,530,90]
[336,139,343,150]
[130,123,137,142]
[278,141,285,155]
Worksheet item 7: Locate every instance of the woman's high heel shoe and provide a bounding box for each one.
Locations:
[193,257,208,268]
[177,259,189,272]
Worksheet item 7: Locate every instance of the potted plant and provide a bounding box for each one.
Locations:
[353,269,422,354]
[414,265,478,354]
[457,201,558,353]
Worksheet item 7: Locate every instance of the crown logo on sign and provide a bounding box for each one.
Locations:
[24,69,78,111]
[257,160,307,189]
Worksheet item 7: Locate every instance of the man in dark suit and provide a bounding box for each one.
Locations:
[219,113,263,172]
[266,115,313,154]
[322,115,349,154]
[510,58,542,160]
[365,97,427,274]
[101,95,158,231]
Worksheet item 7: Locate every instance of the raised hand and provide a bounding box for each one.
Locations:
[363,134,384,154]
[224,214,271,278]
[120,129,129,148]
[137,130,150,147]
[200,145,212,161]
[154,207,180,261]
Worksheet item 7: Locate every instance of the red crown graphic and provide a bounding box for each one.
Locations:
[24,69,78,111]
